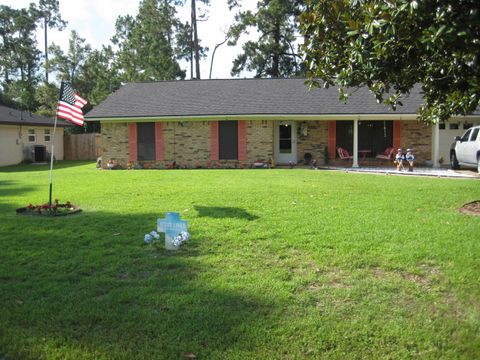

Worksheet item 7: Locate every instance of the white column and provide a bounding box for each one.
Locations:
[352,119,359,167]
[432,122,440,168]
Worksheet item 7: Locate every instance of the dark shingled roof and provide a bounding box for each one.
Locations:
[86,78,479,119]
[86,78,424,119]
[0,105,68,127]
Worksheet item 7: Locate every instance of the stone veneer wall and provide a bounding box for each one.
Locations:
[297,121,329,165]
[401,121,432,164]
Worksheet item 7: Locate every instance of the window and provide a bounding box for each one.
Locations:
[219,121,238,160]
[461,129,471,142]
[44,129,51,142]
[137,123,156,160]
[28,128,36,142]
[463,122,473,130]
[449,123,459,130]
[470,128,479,142]
[336,120,393,157]
[439,121,445,130]
[279,124,292,154]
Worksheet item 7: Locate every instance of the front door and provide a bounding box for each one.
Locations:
[275,121,297,164]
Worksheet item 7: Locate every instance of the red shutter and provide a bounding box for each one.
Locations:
[238,120,247,160]
[393,121,402,149]
[328,121,336,159]
[128,123,137,161]
[155,122,164,161]
[210,121,219,161]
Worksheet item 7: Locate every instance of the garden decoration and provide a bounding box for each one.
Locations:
[406,148,415,172]
[157,212,189,250]
[16,199,81,216]
[144,230,160,244]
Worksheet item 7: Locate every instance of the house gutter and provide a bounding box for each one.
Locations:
[86,113,424,122]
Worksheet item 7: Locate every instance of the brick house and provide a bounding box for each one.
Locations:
[85,78,480,169]
[0,105,67,167]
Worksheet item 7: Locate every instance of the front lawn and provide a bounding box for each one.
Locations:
[0,162,479,359]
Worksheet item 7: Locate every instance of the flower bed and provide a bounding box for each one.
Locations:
[16,200,81,216]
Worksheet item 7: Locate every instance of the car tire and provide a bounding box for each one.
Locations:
[477,155,480,174]
[450,152,459,170]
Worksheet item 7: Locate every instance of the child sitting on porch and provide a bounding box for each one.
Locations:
[405,148,415,172]
[394,148,405,171]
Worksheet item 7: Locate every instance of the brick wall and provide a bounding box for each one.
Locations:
[101,120,275,169]
[297,121,329,165]
[101,119,430,169]
[246,120,273,164]
[101,122,129,167]
[163,121,210,167]
[401,121,432,164]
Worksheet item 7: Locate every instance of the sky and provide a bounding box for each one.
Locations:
[0,0,258,79]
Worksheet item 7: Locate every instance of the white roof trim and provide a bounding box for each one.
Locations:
[89,113,425,122]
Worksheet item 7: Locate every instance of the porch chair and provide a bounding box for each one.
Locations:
[375,147,394,160]
[337,147,353,160]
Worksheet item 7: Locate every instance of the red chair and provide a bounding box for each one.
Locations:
[337,147,353,160]
[375,147,394,160]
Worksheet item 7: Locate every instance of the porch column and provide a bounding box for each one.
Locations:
[432,122,440,168]
[352,119,359,168]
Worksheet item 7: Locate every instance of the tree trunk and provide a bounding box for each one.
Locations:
[190,24,193,79]
[272,21,280,78]
[191,0,201,79]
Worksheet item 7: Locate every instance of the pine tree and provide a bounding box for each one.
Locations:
[0,5,41,110]
[112,0,186,82]
[228,0,305,78]
[35,0,67,84]
[48,30,91,86]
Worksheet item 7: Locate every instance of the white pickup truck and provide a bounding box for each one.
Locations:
[450,125,480,173]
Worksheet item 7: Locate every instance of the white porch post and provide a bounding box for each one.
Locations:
[432,122,440,168]
[352,118,359,167]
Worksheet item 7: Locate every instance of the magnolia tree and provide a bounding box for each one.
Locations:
[300,0,480,123]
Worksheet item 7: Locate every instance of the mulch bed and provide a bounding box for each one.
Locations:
[16,203,82,217]
[459,200,480,216]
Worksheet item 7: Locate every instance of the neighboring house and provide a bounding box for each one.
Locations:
[0,105,67,167]
[85,78,480,169]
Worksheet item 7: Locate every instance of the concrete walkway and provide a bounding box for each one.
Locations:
[322,166,479,179]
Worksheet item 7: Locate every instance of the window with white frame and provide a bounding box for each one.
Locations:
[28,128,36,142]
[44,129,51,142]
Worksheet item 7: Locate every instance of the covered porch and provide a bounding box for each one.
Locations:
[273,115,436,168]
[323,117,442,168]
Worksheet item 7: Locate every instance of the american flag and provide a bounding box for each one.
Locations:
[56,81,87,126]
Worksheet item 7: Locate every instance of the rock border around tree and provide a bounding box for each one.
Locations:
[16,200,82,217]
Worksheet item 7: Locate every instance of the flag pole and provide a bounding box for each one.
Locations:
[48,114,58,209]
[50,81,87,209]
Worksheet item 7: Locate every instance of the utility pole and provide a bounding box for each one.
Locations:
[44,17,49,83]
[191,0,201,79]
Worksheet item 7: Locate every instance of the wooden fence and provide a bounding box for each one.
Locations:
[64,133,102,160]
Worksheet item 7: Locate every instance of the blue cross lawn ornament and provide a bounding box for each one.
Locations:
[157,212,188,250]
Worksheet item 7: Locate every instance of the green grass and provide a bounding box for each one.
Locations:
[0,162,479,359]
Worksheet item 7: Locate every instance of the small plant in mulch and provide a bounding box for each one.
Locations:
[16,199,81,217]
